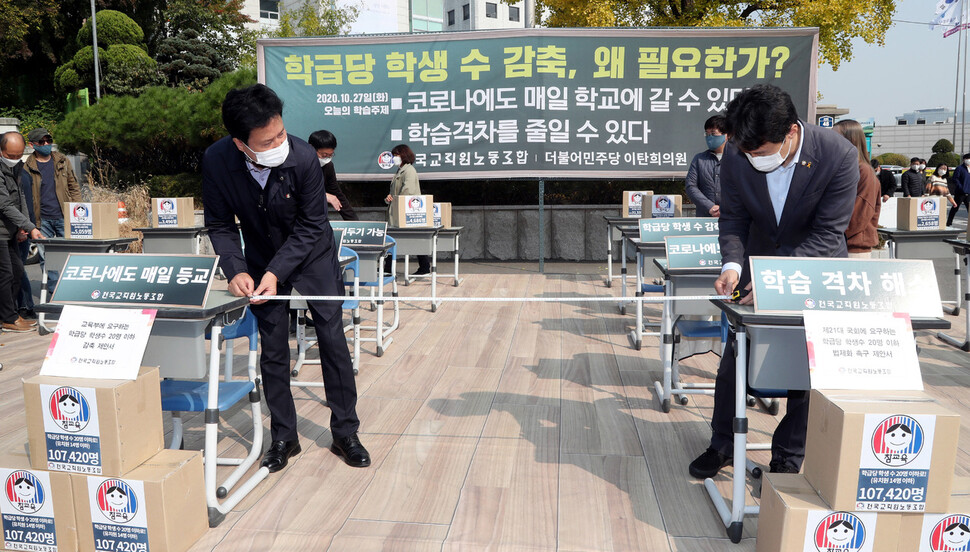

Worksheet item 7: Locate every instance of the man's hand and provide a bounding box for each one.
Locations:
[16,230,27,242]
[326,193,342,211]
[29,228,42,240]
[714,268,739,297]
[709,205,720,217]
[251,271,278,305]
[385,194,393,204]
[228,273,255,298]
[882,195,890,203]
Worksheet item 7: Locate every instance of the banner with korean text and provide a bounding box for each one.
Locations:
[258,28,819,180]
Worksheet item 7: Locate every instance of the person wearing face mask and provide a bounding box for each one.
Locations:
[901,157,925,198]
[202,84,370,471]
[947,153,970,226]
[685,115,726,217]
[307,130,357,221]
[384,144,431,275]
[927,164,958,208]
[871,159,897,202]
[688,84,858,480]
[0,131,44,333]
[833,120,881,258]
[23,128,81,297]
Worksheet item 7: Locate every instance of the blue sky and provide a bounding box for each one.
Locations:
[817,0,961,125]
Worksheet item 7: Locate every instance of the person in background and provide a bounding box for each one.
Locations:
[688,85,858,480]
[0,132,43,333]
[385,144,430,275]
[871,159,897,202]
[833,120,881,258]
[948,153,970,226]
[23,127,81,294]
[685,115,726,218]
[307,130,358,221]
[927,164,958,209]
[901,156,925,197]
[17,164,35,318]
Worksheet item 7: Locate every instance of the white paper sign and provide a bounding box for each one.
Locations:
[804,311,923,391]
[802,510,877,552]
[919,512,970,551]
[40,306,156,380]
[878,197,897,229]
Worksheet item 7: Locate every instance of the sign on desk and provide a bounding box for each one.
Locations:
[330,221,387,246]
[41,306,156,380]
[638,217,718,243]
[51,254,217,308]
[664,234,721,269]
[750,257,943,318]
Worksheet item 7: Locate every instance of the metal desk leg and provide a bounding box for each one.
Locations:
[653,280,674,411]
[452,232,462,287]
[938,252,970,351]
[704,326,758,543]
[431,234,439,312]
[944,251,962,316]
[606,224,613,288]
[403,255,410,285]
[619,240,628,315]
[629,252,643,350]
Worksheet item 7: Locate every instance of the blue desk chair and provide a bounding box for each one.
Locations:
[159,307,265,526]
[291,246,362,377]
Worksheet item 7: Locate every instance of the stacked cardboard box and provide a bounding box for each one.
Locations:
[757,389,964,551]
[433,202,452,228]
[621,190,652,218]
[2,366,207,552]
[897,196,947,230]
[62,203,119,239]
[151,198,195,228]
[390,195,434,227]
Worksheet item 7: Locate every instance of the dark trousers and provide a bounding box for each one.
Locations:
[948,193,970,225]
[417,255,431,272]
[17,240,33,310]
[0,238,23,324]
[255,300,360,441]
[708,333,810,467]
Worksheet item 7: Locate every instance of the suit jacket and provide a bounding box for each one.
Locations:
[719,122,859,284]
[684,150,720,216]
[202,135,343,325]
[953,164,970,195]
[877,168,897,198]
[322,161,358,220]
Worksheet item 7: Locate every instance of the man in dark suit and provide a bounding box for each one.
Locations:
[871,159,897,202]
[308,130,358,221]
[688,84,858,479]
[202,84,370,470]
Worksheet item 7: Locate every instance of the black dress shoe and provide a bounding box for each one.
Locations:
[411,268,431,275]
[769,458,801,474]
[332,433,371,467]
[260,439,301,473]
[689,448,732,479]
[18,308,37,320]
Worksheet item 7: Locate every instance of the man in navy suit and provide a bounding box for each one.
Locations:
[689,84,858,479]
[202,84,370,470]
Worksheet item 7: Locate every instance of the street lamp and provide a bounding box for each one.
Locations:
[90,0,101,99]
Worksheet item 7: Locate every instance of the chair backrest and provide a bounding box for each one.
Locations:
[221,307,257,350]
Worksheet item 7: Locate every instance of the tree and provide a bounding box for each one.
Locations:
[524,0,897,70]
[932,138,955,154]
[156,28,232,89]
[161,0,256,70]
[55,10,163,97]
[269,0,360,38]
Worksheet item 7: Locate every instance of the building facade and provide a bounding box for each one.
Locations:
[443,0,525,30]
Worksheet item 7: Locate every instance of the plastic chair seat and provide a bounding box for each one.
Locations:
[675,319,722,339]
[641,284,664,293]
[160,380,255,412]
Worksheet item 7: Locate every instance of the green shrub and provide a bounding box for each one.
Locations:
[875,153,910,167]
[76,10,144,48]
[928,152,960,169]
[932,138,954,154]
[0,99,64,139]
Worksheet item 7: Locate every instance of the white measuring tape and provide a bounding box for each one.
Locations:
[251,295,732,303]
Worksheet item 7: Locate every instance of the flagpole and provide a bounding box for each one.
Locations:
[954,2,962,147]
[962,0,968,153]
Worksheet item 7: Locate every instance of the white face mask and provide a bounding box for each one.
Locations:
[318,157,331,167]
[744,135,792,173]
[938,168,947,176]
[393,155,402,166]
[243,138,289,168]
[911,164,919,171]
[0,156,20,168]
[964,159,970,167]
[919,163,926,170]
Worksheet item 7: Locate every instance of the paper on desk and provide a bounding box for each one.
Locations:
[41,305,156,380]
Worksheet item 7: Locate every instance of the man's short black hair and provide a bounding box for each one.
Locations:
[963,153,970,160]
[704,115,727,133]
[308,130,337,150]
[910,157,920,164]
[221,84,284,144]
[723,84,799,152]
[870,159,880,170]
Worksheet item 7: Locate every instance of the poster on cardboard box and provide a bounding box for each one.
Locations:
[919,513,970,551]
[917,198,942,229]
[651,195,678,218]
[1,469,58,552]
[68,203,94,239]
[803,311,923,391]
[626,191,649,217]
[154,198,179,227]
[802,510,877,552]
[404,196,429,226]
[86,477,149,552]
[856,413,937,511]
[40,384,103,474]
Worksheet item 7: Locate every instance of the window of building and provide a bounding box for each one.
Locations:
[509,6,520,21]
[916,118,926,125]
[259,0,279,19]
[448,9,455,25]
[485,2,497,18]
[462,3,469,20]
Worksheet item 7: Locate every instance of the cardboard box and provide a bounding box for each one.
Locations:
[0,440,77,552]
[389,195,433,228]
[897,197,946,230]
[151,198,194,228]
[621,190,653,218]
[62,203,119,240]
[73,450,206,552]
[433,202,452,228]
[643,194,683,218]
[757,473,902,552]
[898,495,970,551]
[804,390,959,513]
[23,367,164,477]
